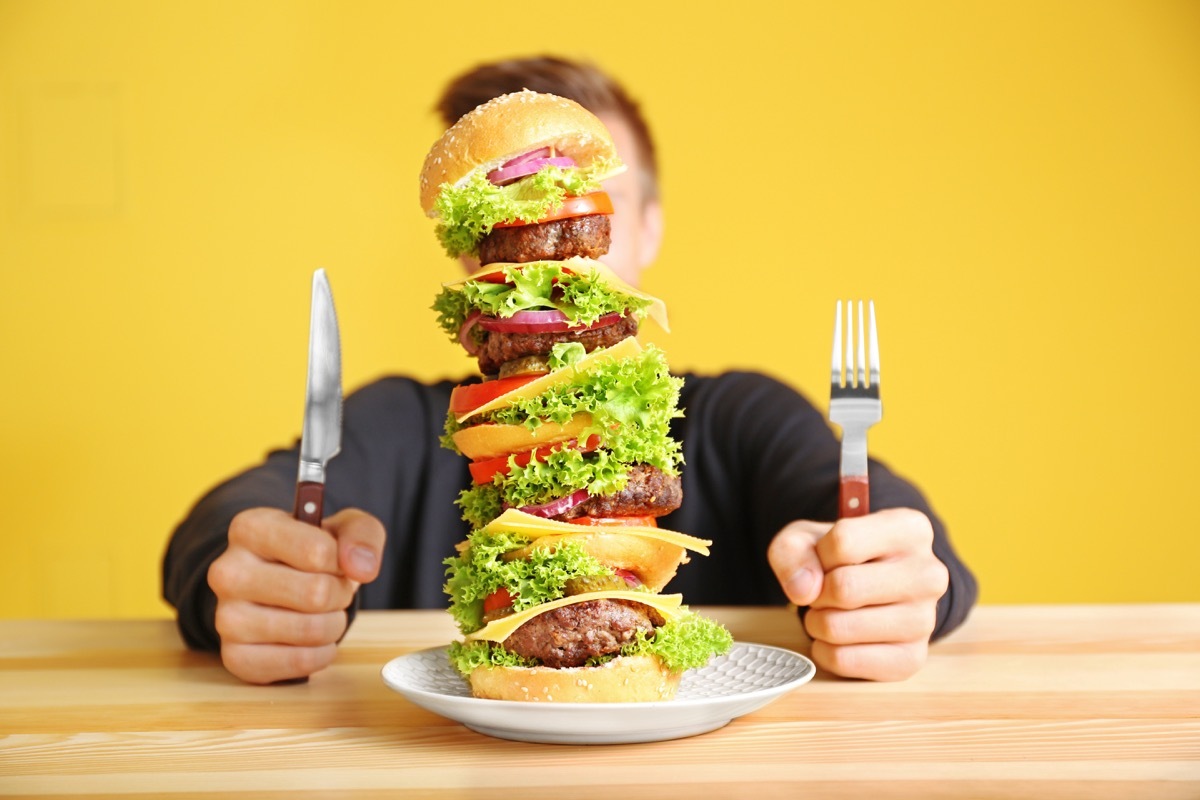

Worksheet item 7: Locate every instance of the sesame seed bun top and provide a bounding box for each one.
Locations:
[419,90,625,216]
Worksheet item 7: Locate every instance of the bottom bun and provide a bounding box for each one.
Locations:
[468,654,681,703]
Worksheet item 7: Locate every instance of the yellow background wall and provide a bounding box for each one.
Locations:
[2,0,1197,619]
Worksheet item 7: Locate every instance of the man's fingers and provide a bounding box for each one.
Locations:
[767,520,831,606]
[220,642,339,685]
[214,600,348,647]
[803,601,937,646]
[815,508,934,569]
[210,507,386,685]
[327,509,387,584]
[812,557,948,610]
[810,640,928,682]
[229,507,340,574]
[209,553,357,613]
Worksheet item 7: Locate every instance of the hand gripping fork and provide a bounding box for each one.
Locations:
[830,300,882,518]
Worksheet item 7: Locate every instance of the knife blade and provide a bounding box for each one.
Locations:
[293,268,343,526]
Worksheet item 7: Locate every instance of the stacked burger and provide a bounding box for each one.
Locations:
[421,91,731,702]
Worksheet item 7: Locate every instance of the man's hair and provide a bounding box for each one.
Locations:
[435,56,659,202]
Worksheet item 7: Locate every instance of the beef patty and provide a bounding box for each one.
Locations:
[479,214,611,265]
[504,599,664,668]
[476,313,638,376]
[560,464,683,520]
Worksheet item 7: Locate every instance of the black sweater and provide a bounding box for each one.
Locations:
[163,371,977,650]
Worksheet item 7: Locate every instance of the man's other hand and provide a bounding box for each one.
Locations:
[767,508,949,681]
[206,507,385,684]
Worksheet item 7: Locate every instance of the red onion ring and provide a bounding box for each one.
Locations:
[518,489,589,518]
[615,569,642,588]
[487,156,577,186]
[478,310,623,334]
[501,147,552,167]
[457,310,482,356]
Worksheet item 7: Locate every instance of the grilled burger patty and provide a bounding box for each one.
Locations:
[504,599,664,668]
[561,464,683,520]
[476,313,638,376]
[479,214,611,265]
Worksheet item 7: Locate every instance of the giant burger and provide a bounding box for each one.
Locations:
[421,90,731,702]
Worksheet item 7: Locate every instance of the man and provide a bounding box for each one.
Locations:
[164,56,976,685]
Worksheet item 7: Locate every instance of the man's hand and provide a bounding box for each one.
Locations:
[206,507,386,684]
[767,508,949,681]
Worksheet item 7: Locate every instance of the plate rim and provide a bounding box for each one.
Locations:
[381,640,815,713]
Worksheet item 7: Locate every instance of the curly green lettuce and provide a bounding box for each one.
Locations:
[431,260,652,342]
[445,611,733,678]
[619,612,734,672]
[442,530,611,634]
[432,160,620,259]
[445,346,685,528]
[447,639,537,676]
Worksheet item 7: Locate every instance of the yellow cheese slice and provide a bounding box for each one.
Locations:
[464,591,685,643]
[481,508,711,556]
[456,336,642,423]
[450,414,594,460]
[446,256,670,333]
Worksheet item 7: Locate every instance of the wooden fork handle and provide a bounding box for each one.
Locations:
[839,475,870,518]
[293,481,325,526]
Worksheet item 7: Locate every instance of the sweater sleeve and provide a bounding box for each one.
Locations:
[161,377,466,650]
[671,372,977,640]
[161,447,295,651]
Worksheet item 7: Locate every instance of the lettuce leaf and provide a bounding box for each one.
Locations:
[432,161,619,259]
[447,639,537,676]
[488,345,683,452]
[446,611,734,677]
[621,612,734,673]
[431,261,652,342]
[447,346,685,527]
[454,486,503,531]
[442,530,611,634]
[548,342,586,370]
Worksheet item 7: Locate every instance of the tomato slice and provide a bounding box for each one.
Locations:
[482,587,514,614]
[468,435,602,485]
[565,515,660,528]
[449,375,538,417]
[493,192,614,229]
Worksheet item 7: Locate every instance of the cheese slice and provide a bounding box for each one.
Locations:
[445,257,670,333]
[456,336,642,423]
[481,508,711,556]
[464,591,685,643]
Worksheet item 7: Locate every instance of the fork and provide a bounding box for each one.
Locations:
[830,300,882,518]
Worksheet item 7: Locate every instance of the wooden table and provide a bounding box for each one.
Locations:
[2,605,1198,798]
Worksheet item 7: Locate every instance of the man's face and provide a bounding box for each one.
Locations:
[594,113,662,288]
[458,113,663,288]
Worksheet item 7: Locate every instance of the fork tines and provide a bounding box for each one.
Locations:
[831,300,880,399]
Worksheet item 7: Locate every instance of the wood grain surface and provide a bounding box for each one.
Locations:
[2,605,1198,799]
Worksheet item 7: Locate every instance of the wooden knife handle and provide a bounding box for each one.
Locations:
[293,481,325,526]
[839,475,870,518]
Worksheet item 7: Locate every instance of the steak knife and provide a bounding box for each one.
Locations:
[293,268,343,526]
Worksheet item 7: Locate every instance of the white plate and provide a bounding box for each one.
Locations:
[380,642,815,744]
